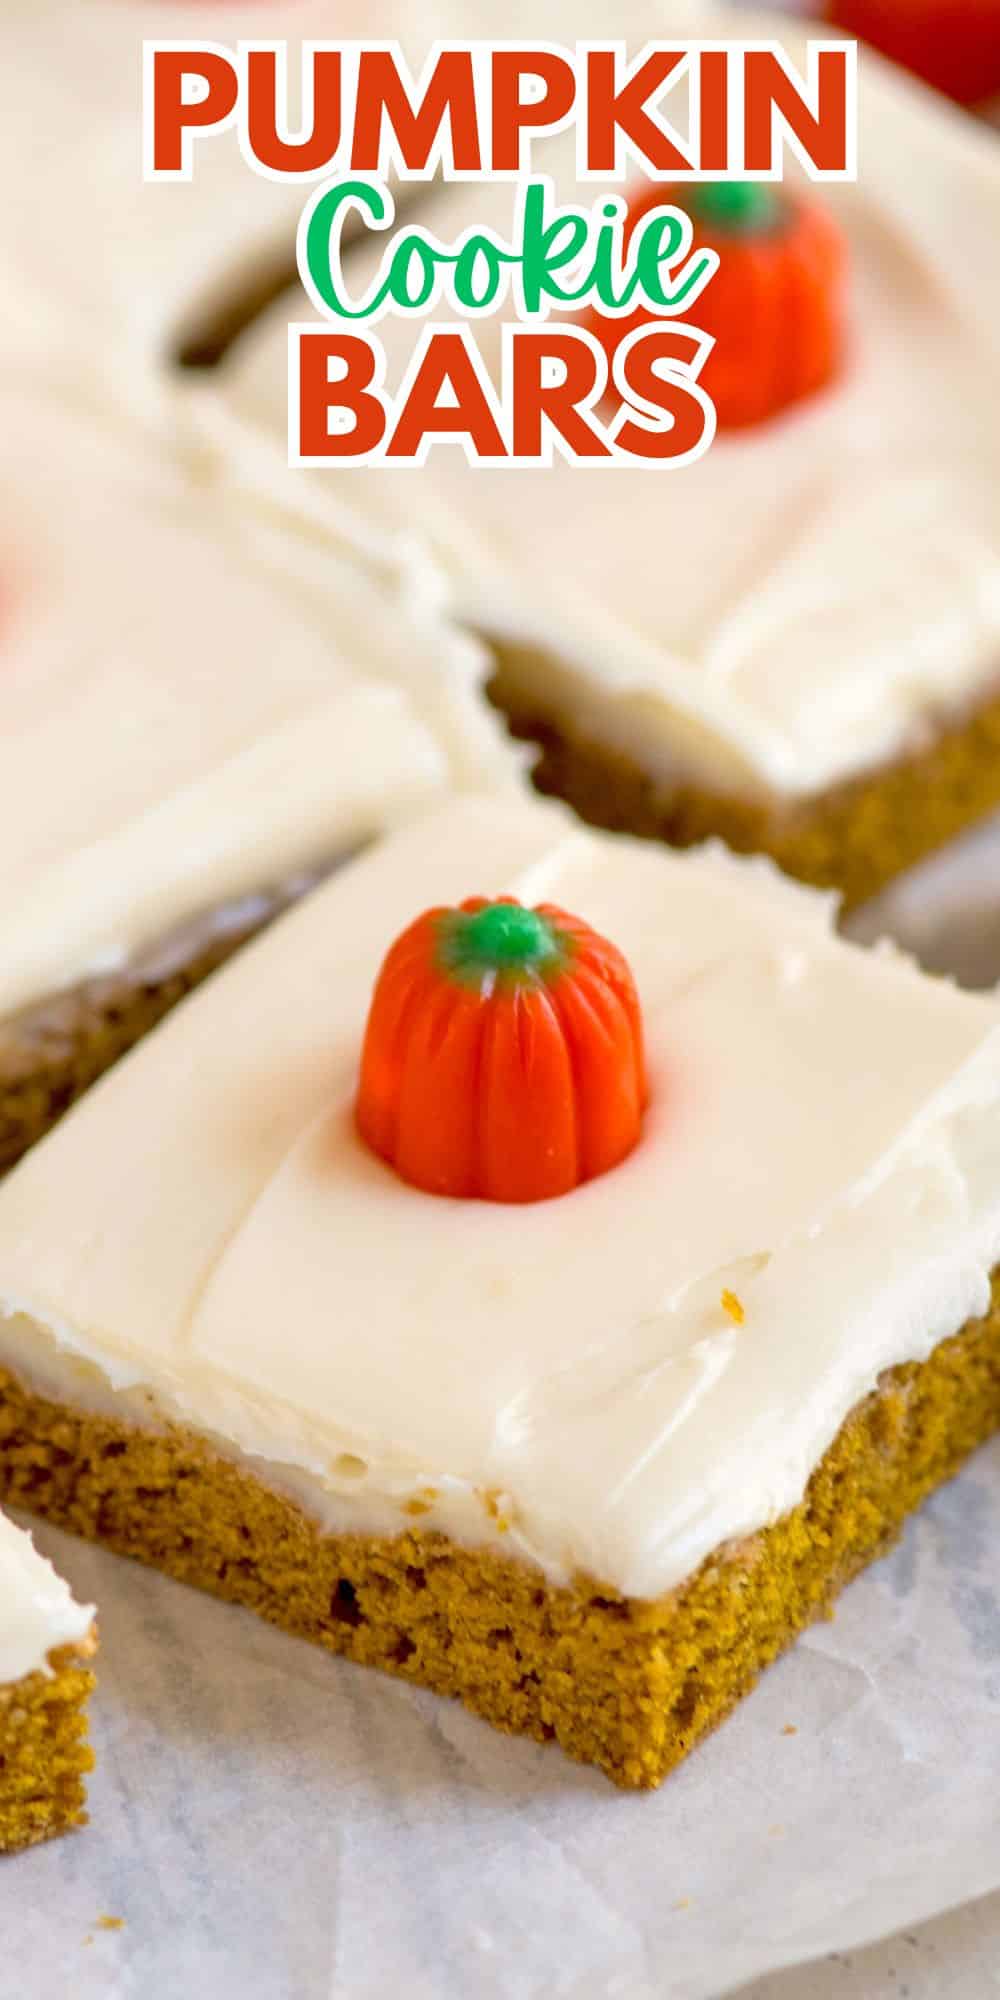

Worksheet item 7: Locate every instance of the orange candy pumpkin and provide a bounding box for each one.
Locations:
[590,181,848,431]
[356,897,647,1204]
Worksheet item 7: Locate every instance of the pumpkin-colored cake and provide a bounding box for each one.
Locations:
[0,1510,95,1853]
[1,794,999,1788]
[0,377,518,1172]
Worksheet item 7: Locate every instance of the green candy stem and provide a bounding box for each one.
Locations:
[437,902,566,987]
[692,181,783,233]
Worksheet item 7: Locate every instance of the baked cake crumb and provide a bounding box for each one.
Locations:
[2,1275,999,1789]
[0,1634,96,1853]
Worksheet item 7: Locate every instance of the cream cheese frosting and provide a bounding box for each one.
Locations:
[6,0,308,366]
[4,0,454,368]
[0,1510,94,1686]
[211,6,1000,802]
[0,378,520,1023]
[5,0,670,373]
[1,792,999,1601]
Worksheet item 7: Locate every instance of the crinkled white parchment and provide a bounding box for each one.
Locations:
[3,1410,1000,2000]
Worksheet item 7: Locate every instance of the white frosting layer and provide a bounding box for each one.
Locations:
[0,1509,94,1686]
[215,8,1000,800]
[4,0,437,365]
[0,380,520,1022]
[1,793,999,1601]
[5,0,668,371]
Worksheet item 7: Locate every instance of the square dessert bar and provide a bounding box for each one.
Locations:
[0,1512,95,1853]
[213,4,1000,907]
[0,376,519,1172]
[0,793,999,1788]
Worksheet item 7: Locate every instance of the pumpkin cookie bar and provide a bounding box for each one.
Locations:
[211,6,1000,904]
[0,1511,95,1853]
[0,377,519,1170]
[1,794,999,1788]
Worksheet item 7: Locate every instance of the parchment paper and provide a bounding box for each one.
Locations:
[3,812,1000,2000]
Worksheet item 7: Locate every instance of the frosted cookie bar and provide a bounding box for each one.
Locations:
[0,378,518,1168]
[211,8,1000,905]
[1,794,999,1785]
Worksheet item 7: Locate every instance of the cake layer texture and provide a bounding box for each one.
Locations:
[1,796,1000,1779]
[0,1507,95,1851]
[495,671,1000,909]
[0,1638,96,1854]
[1,1281,998,1789]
